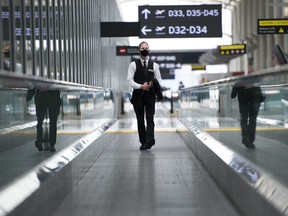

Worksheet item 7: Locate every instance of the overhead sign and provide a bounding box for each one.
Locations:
[258,19,288,34]
[116,46,138,55]
[117,47,205,65]
[160,69,175,79]
[139,5,222,23]
[101,22,139,37]
[191,65,206,70]
[139,5,222,38]
[219,44,246,55]
[149,54,180,62]
[140,23,222,38]
[158,62,182,69]
[131,54,182,69]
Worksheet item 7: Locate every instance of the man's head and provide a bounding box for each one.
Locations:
[138,41,150,58]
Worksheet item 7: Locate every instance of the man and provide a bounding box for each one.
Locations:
[127,41,162,150]
[231,81,265,148]
[27,88,61,152]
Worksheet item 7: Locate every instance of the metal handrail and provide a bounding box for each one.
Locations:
[0,69,107,92]
[182,64,288,91]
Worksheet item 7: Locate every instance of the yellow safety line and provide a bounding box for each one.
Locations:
[8,131,90,135]
[6,127,288,135]
[203,127,288,132]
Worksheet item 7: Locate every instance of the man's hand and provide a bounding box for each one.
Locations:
[140,82,151,91]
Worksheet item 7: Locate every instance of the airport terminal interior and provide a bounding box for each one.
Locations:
[1,0,288,216]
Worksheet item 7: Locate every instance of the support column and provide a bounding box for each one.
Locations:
[246,0,253,73]
[273,0,284,48]
[258,0,266,70]
[240,0,247,73]
[232,2,241,72]
[252,0,260,71]
[266,0,274,68]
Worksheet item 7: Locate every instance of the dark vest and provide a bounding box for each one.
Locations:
[131,59,163,102]
[134,60,154,82]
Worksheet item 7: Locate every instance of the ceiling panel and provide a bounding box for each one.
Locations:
[116,0,241,10]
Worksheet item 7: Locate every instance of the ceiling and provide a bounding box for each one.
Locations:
[116,0,241,14]
[115,0,241,65]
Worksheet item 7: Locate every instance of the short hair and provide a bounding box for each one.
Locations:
[138,41,149,49]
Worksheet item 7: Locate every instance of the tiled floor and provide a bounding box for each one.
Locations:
[52,127,242,216]
[3,102,287,216]
[0,118,111,188]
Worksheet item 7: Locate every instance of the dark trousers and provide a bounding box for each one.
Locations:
[239,102,260,144]
[132,91,156,145]
[35,91,61,146]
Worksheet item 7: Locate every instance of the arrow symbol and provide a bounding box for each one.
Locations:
[176,63,182,68]
[141,9,151,19]
[247,170,259,182]
[141,26,152,35]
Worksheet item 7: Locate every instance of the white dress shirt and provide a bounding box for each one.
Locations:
[127,57,161,90]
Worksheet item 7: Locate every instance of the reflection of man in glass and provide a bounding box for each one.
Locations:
[231,81,265,148]
[27,89,61,152]
[2,43,10,70]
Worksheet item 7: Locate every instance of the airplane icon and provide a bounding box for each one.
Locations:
[155,26,165,31]
[155,10,165,15]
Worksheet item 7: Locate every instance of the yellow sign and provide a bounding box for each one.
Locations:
[259,20,288,26]
[191,65,206,70]
[258,19,288,34]
[219,44,246,50]
[219,44,246,55]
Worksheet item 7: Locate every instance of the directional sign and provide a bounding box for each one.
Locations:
[138,4,222,38]
[258,19,288,34]
[116,46,138,55]
[127,51,203,64]
[131,54,182,61]
[139,5,222,23]
[149,54,180,62]
[158,62,182,69]
[160,69,175,79]
[140,22,222,38]
[131,54,182,69]
[219,44,246,55]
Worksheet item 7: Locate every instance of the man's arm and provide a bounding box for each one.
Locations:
[127,61,150,91]
[153,62,162,84]
[26,89,36,101]
[127,61,141,89]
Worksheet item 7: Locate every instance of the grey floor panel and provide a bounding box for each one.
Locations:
[0,134,83,189]
[185,116,288,187]
[0,119,111,189]
[210,130,288,186]
[52,132,242,216]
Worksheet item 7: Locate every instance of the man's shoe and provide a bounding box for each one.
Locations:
[244,143,255,149]
[146,139,155,149]
[50,146,56,152]
[43,143,50,151]
[139,143,148,150]
[35,141,43,152]
[242,137,249,145]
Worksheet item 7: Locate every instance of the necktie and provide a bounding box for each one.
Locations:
[143,61,147,80]
[143,61,147,79]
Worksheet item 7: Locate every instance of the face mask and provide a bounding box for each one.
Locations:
[140,49,149,57]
